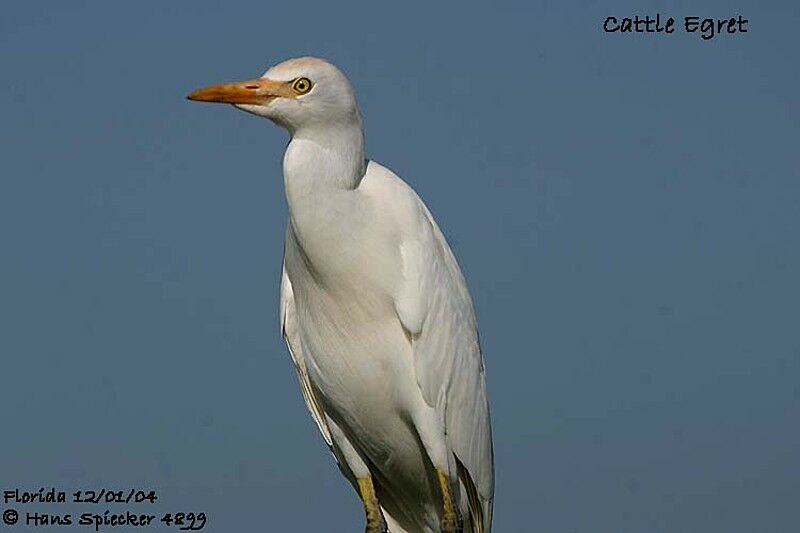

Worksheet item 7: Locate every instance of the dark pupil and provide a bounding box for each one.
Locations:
[297,80,307,90]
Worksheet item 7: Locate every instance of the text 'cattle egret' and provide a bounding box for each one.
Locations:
[188,57,494,533]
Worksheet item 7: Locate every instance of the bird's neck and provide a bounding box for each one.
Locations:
[283,123,366,198]
[282,122,367,276]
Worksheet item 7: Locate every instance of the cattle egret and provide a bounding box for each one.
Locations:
[188,57,494,533]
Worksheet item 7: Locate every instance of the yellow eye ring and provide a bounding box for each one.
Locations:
[292,77,313,94]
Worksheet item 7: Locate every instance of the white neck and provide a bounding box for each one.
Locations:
[281,121,367,274]
[283,121,366,197]
[281,121,366,261]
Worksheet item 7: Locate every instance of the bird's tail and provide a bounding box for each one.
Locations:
[381,491,491,533]
[456,455,492,533]
[382,509,411,533]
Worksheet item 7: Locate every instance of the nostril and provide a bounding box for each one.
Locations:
[245,85,259,89]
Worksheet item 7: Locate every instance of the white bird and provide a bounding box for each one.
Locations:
[188,57,493,533]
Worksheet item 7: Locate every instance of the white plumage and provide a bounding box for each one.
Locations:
[189,57,493,533]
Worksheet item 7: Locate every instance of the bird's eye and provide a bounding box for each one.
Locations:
[292,77,313,95]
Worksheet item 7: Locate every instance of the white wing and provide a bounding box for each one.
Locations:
[280,264,333,447]
[394,195,494,530]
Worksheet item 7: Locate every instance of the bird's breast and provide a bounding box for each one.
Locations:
[286,189,401,293]
[283,207,418,425]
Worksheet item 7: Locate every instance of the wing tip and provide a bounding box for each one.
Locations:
[455,454,489,533]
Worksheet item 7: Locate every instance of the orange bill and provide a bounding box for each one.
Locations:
[187,78,293,105]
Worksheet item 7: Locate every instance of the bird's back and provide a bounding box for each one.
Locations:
[354,161,494,530]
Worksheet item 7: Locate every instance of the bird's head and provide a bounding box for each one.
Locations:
[187,57,360,133]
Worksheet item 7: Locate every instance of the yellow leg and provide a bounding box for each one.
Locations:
[358,476,388,533]
[436,468,463,533]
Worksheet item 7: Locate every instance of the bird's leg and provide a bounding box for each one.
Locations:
[326,417,387,532]
[436,468,463,533]
[411,405,464,533]
[357,476,388,533]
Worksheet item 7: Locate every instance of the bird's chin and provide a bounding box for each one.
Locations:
[234,103,273,118]
[234,103,293,131]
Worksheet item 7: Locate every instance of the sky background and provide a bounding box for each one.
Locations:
[1,1,798,532]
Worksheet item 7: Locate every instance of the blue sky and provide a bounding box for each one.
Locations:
[1,1,798,531]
